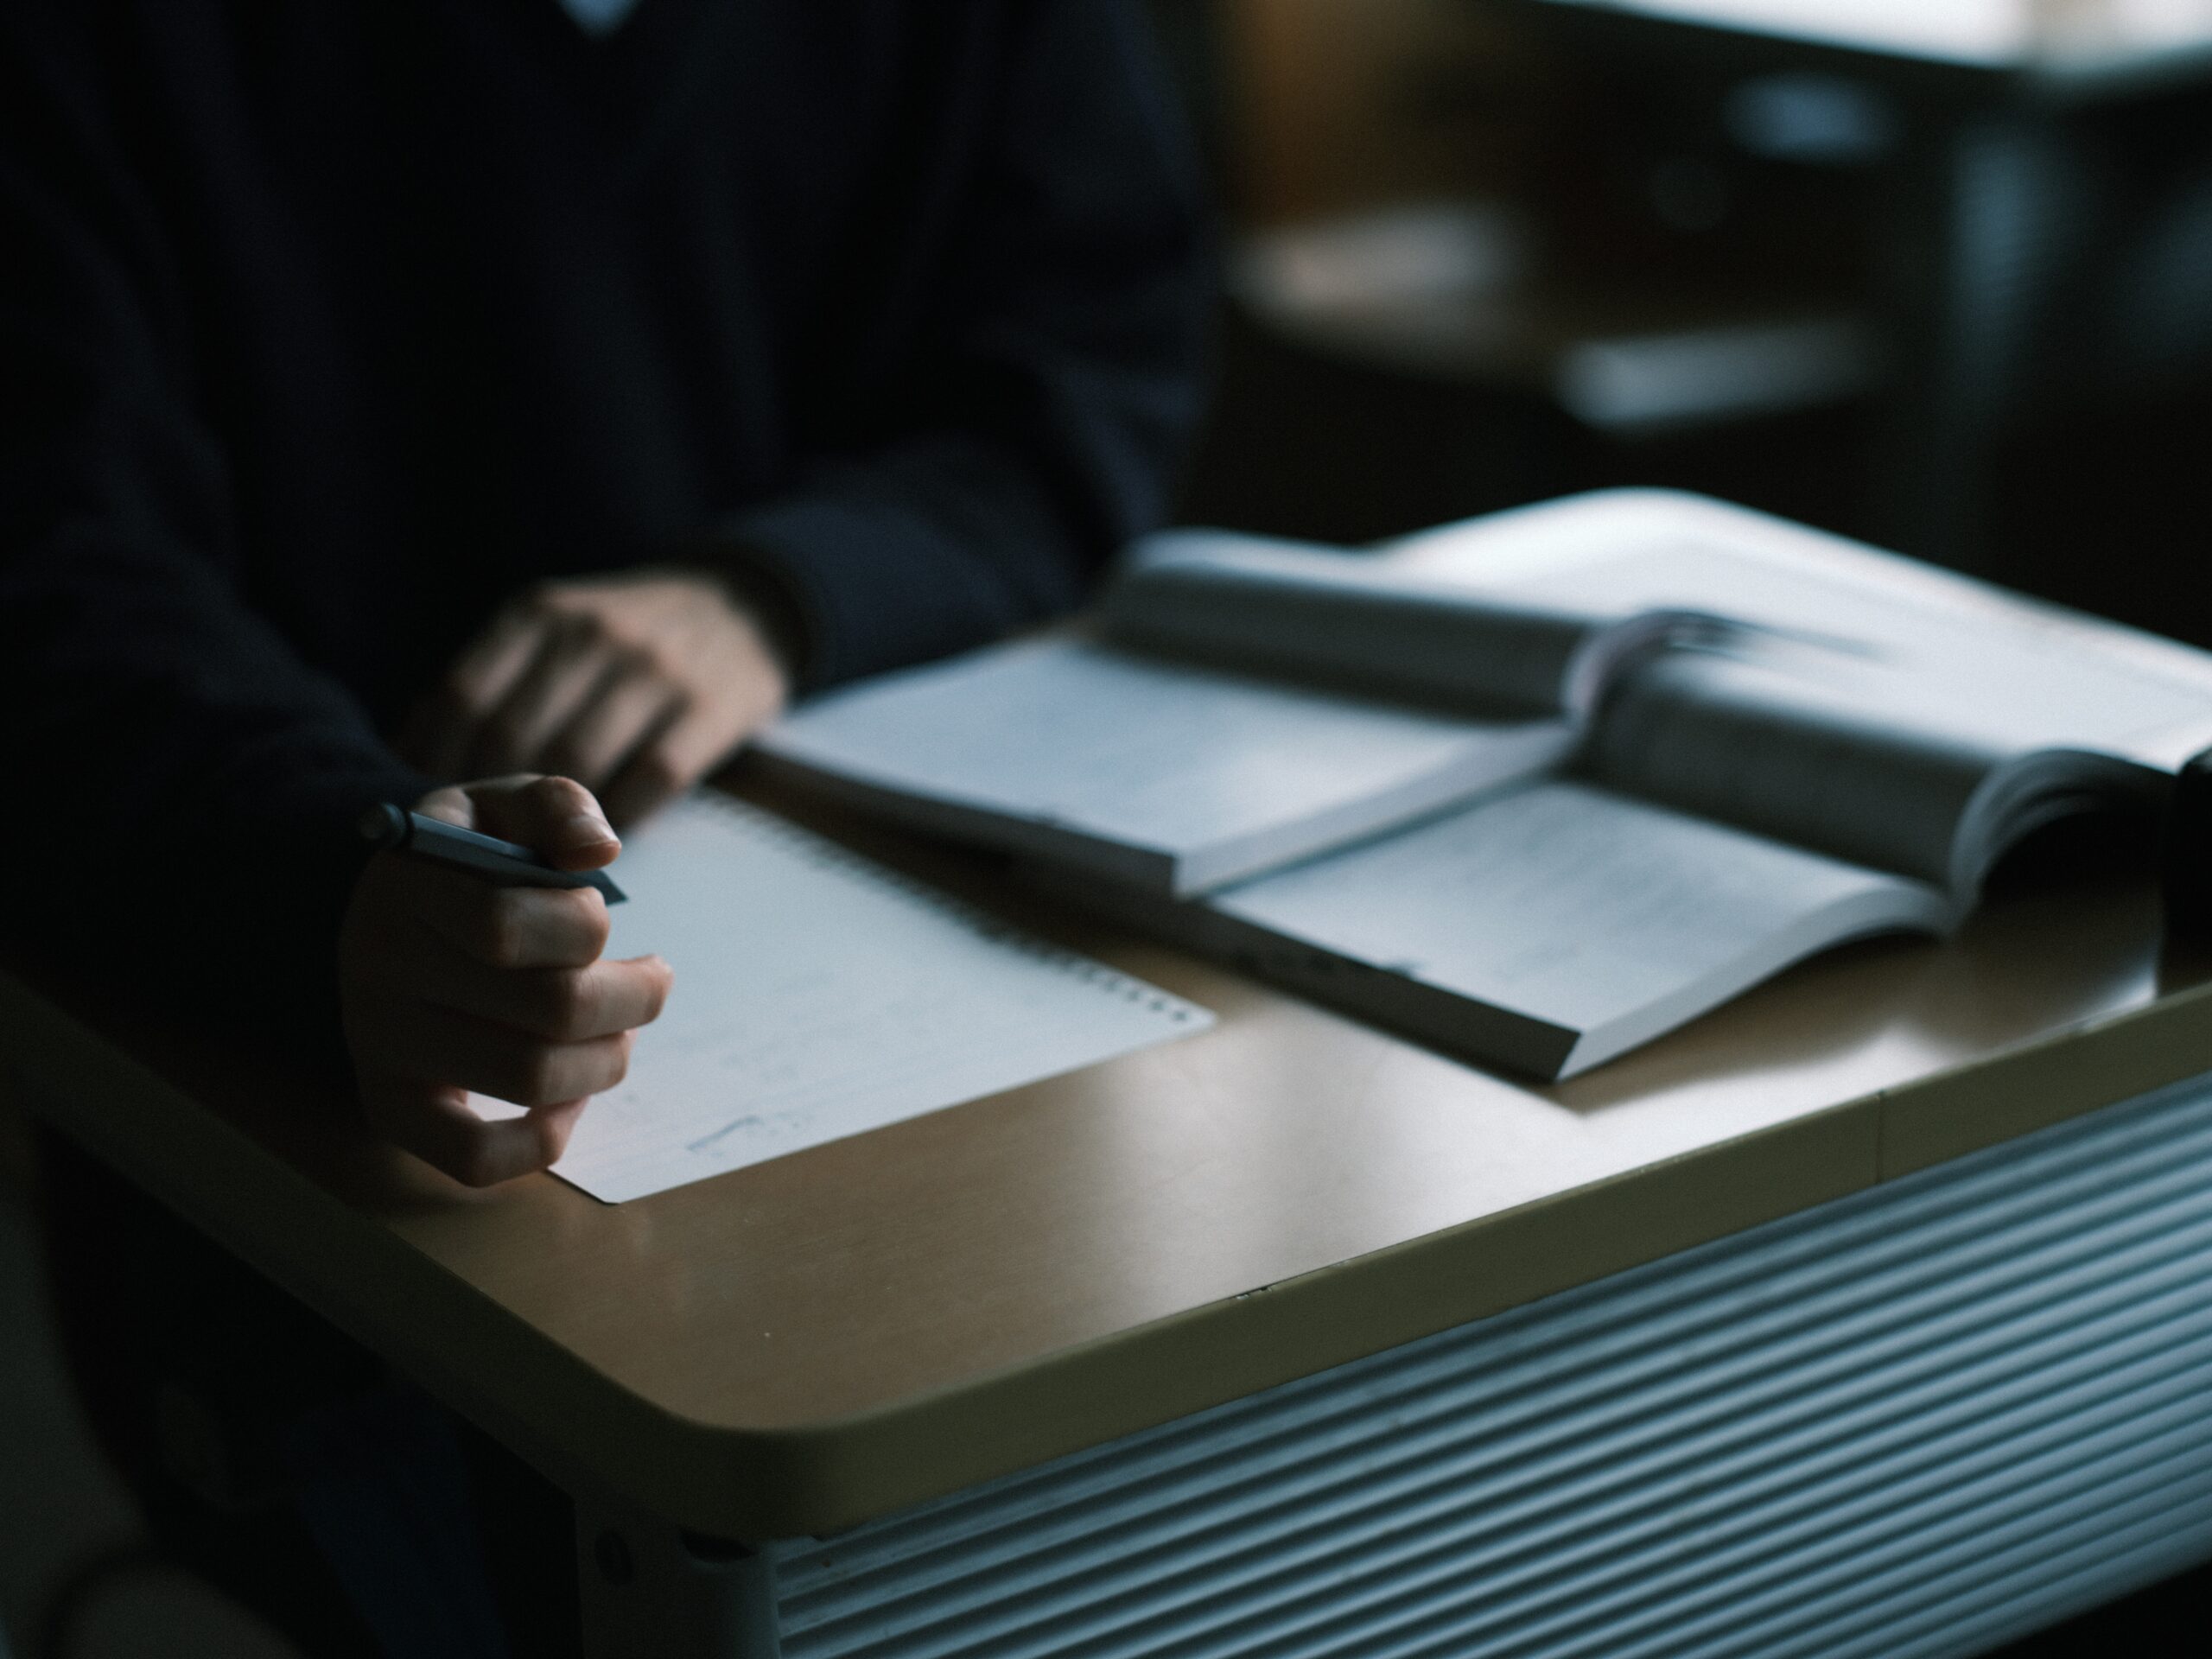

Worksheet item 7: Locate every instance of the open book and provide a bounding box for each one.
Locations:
[760,530,1732,893]
[761,491,2212,1078]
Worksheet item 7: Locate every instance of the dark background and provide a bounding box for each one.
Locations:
[1159,0,2212,648]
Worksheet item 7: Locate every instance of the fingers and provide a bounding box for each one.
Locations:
[341,895,647,1102]
[598,715,694,828]
[400,573,791,815]
[465,617,609,779]
[358,1077,589,1189]
[543,669,681,791]
[599,678,778,827]
[410,783,480,830]
[378,856,609,969]
[405,943,674,1042]
[356,997,636,1107]
[382,781,622,969]
[402,590,640,783]
[341,880,671,1186]
[449,774,621,870]
[400,604,554,779]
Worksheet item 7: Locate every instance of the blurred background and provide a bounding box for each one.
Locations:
[1161,0,2212,644]
[9,1,2212,1653]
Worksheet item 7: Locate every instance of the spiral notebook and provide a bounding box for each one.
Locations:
[547,794,1211,1203]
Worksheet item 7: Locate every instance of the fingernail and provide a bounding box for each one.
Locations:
[563,811,618,847]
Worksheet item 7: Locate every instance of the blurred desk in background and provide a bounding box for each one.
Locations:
[10,791,2212,1655]
[1229,200,1878,432]
[1516,0,2212,568]
[1534,0,2212,86]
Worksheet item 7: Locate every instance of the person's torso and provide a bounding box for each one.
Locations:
[99,0,1016,723]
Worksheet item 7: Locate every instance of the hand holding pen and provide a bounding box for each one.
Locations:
[337,775,672,1188]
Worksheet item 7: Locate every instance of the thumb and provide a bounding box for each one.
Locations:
[436,774,622,871]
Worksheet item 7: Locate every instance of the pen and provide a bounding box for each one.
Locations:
[358,803,627,903]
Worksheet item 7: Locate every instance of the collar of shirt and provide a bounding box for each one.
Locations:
[555,0,642,36]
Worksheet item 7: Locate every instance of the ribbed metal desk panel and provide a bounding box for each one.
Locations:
[769,1073,2212,1658]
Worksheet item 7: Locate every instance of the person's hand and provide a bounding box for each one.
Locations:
[399,569,789,827]
[338,775,673,1187]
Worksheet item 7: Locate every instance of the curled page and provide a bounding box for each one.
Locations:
[1109,531,1733,718]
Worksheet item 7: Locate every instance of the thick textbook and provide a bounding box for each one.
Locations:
[761,491,2212,1078]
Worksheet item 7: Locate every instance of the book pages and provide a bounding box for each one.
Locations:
[1211,780,1948,1078]
[763,638,1575,893]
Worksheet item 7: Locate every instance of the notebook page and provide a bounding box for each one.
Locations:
[550,796,1212,1203]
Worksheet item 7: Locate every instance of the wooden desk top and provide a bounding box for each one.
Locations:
[9,793,2212,1540]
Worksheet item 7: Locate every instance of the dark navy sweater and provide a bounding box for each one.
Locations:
[0,0,1208,1046]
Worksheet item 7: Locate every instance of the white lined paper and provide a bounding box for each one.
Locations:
[550,795,1211,1203]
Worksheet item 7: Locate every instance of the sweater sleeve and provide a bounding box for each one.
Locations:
[712,0,1213,690]
[0,15,429,1055]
